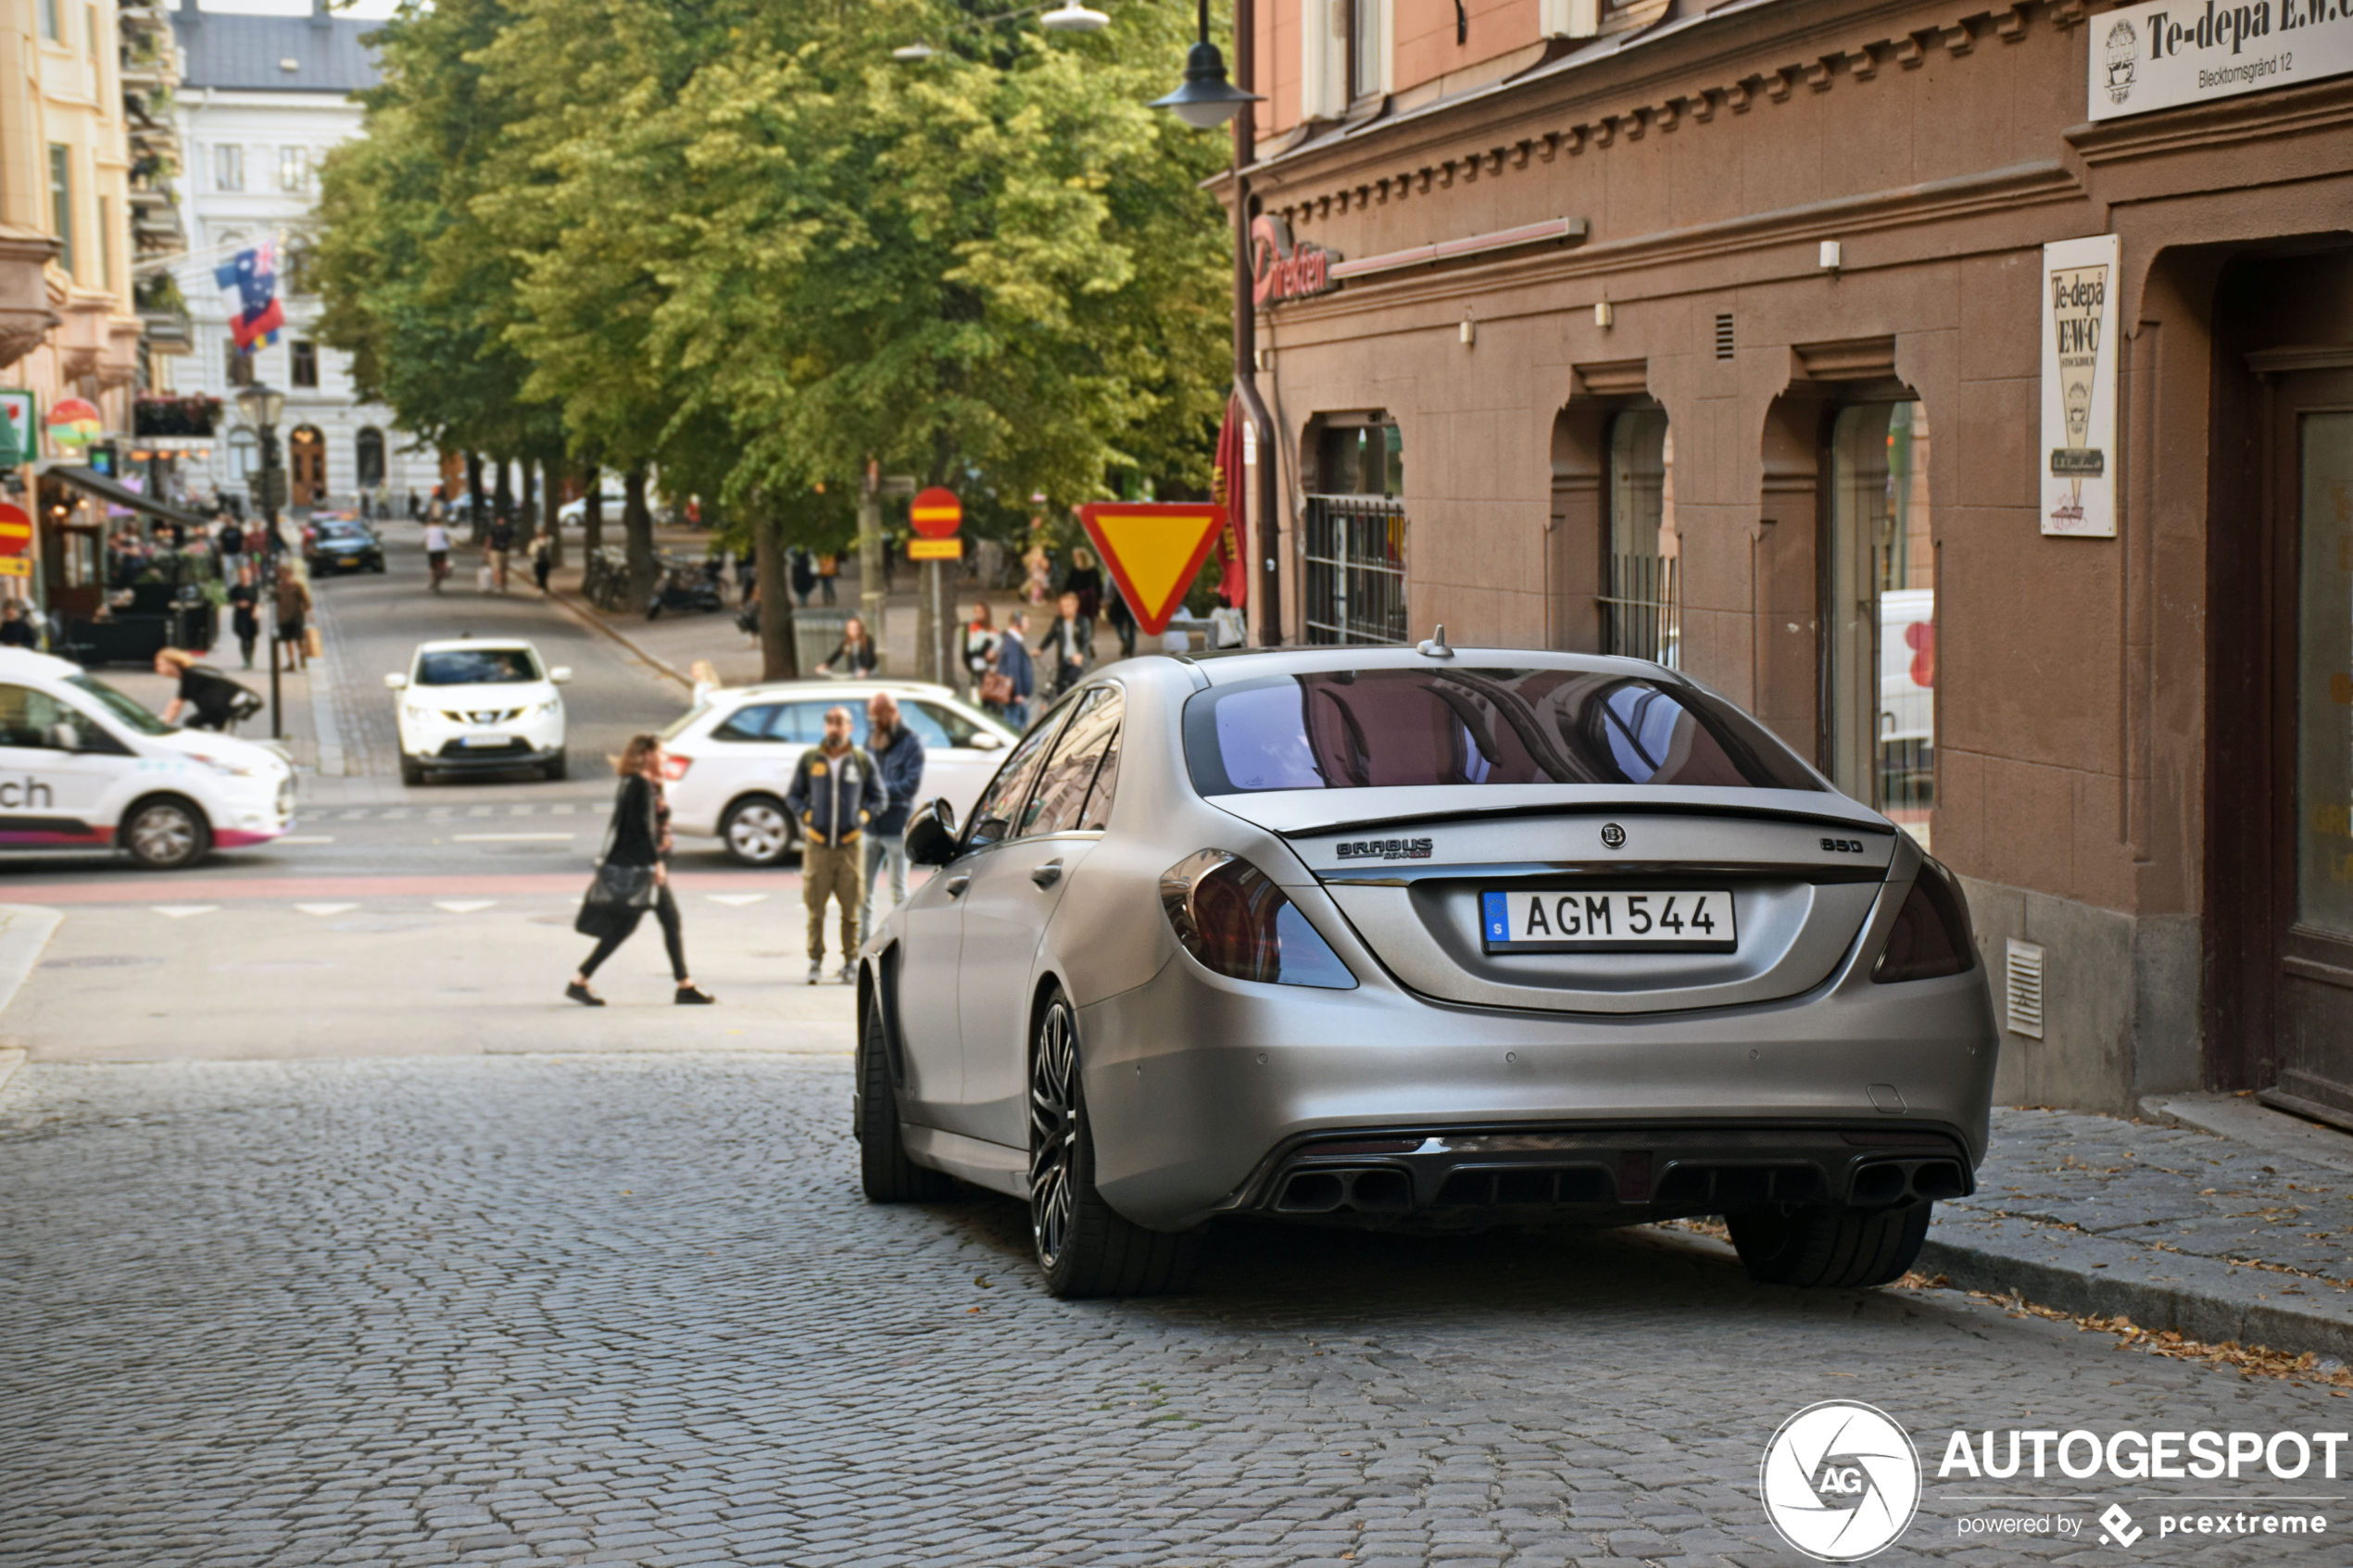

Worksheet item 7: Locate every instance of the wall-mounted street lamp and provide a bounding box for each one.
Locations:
[1151,0,1261,128]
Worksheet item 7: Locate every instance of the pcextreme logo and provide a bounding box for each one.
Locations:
[1760,1401,1923,1562]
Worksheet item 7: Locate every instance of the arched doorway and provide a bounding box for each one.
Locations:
[288,425,326,508]
[355,427,385,490]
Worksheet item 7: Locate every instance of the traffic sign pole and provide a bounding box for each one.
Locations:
[908,489,963,688]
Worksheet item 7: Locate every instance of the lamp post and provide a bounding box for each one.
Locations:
[1153,0,1280,647]
[236,382,287,738]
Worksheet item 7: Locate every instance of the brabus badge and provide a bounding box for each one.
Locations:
[1335,837,1433,861]
[1600,823,1627,850]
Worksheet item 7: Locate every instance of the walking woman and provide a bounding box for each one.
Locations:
[567,733,716,1007]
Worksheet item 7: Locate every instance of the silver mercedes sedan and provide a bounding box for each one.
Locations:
[854,642,1998,1298]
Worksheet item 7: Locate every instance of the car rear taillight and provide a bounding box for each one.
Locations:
[662,755,693,781]
[1159,850,1356,989]
[1871,857,1974,983]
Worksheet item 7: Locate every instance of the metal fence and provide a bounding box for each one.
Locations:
[790,608,850,677]
[1598,551,1680,667]
[1302,495,1409,646]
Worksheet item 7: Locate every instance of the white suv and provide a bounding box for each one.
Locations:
[663,679,1015,865]
[386,638,571,784]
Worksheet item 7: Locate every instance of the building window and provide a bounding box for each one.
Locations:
[1303,419,1407,646]
[95,195,112,290]
[215,144,244,192]
[84,3,96,56]
[278,146,309,193]
[290,340,319,388]
[356,428,385,488]
[1825,400,1935,846]
[40,0,60,43]
[47,146,74,279]
[1600,407,1678,666]
[228,429,258,481]
[225,337,254,387]
[1347,0,1381,102]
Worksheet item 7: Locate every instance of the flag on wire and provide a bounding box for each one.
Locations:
[1210,395,1249,608]
[216,241,284,352]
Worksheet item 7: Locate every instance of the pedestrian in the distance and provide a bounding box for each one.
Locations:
[1037,590,1092,697]
[995,609,1036,729]
[485,514,516,595]
[1063,545,1104,623]
[815,614,878,678]
[227,564,261,668]
[567,734,715,1007]
[217,515,244,566]
[273,563,313,672]
[862,691,924,936]
[1105,581,1137,660]
[0,600,34,649]
[963,603,1000,698]
[529,526,554,596]
[815,551,839,605]
[154,648,245,731]
[423,518,452,592]
[1210,591,1247,649]
[689,659,722,709]
[785,704,885,985]
[789,547,816,608]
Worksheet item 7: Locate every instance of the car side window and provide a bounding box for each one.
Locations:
[905,700,983,749]
[774,701,842,744]
[1079,720,1122,832]
[711,703,779,742]
[1019,687,1121,838]
[963,701,1072,849]
[0,684,76,750]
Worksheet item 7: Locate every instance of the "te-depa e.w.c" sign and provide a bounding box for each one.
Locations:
[2092,0,2353,119]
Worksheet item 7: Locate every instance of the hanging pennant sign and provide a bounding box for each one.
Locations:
[1079,503,1227,636]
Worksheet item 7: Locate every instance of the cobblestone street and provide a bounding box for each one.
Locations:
[4,1055,2349,1567]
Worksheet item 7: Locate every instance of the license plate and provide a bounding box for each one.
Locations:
[1480,889,1737,953]
[337,556,359,566]
[459,734,512,748]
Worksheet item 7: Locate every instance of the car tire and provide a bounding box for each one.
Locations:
[543,750,568,782]
[1727,1201,1931,1289]
[401,754,426,786]
[120,795,212,871]
[858,997,953,1202]
[1028,988,1201,1298]
[720,795,793,867]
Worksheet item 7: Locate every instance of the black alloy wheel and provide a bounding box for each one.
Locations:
[1727,1201,1931,1289]
[1026,989,1201,1298]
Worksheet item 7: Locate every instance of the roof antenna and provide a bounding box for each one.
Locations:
[1416,624,1453,659]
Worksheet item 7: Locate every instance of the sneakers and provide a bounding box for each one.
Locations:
[837,963,856,985]
[675,984,716,1005]
[565,981,604,1007]
[807,960,824,985]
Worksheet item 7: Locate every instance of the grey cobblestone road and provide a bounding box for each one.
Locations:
[5,1055,2350,1568]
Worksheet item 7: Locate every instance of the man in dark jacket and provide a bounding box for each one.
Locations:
[862,692,925,934]
[996,611,1036,729]
[785,705,887,985]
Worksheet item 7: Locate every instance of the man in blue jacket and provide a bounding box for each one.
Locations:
[995,610,1037,730]
[862,691,925,935]
[785,705,887,985]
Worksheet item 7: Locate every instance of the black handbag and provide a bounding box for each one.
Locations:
[574,791,661,935]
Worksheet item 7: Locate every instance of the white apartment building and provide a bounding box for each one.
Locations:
[167,0,428,511]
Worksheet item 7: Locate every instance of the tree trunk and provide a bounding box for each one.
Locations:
[623,469,657,606]
[582,460,604,558]
[494,458,514,530]
[543,453,564,570]
[755,506,796,682]
[465,453,487,546]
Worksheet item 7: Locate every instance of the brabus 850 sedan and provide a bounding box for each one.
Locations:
[853,640,1998,1298]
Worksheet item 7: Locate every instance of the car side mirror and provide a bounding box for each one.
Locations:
[549,667,573,684]
[384,673,408,690]
[906,797,960,867]
[970,731,1004,751]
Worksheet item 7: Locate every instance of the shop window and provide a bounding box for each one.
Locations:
[1825,400,1935,846]
[1601,406,1678,666]
[1304,419,1406,646]
[228,429,258,481]
[356,427,385,487]
[291,340,319,389]
[215,144,244,193]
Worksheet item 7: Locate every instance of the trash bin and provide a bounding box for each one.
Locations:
[792,608,849,676]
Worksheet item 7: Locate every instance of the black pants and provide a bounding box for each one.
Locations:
[579,884,687,982]
[233,620,258,666]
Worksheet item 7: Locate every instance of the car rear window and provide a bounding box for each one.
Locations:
[1184,668,1823,795]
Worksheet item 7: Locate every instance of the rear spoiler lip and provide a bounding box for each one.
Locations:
[1208,794,1898,841]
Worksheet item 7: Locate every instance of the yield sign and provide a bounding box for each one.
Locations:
[1078,503,1227,636]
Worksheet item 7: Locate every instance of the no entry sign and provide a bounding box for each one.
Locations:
[910,487,962,539]
[0,502,32,558]
[1077,503,1227,637]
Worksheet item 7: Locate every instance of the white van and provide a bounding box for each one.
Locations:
[0,648,295,869]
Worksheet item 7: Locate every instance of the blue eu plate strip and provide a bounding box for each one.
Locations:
[1481,891,1509,943]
